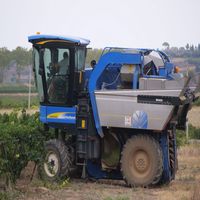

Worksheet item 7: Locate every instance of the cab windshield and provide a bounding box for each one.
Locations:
[33,46,86,105]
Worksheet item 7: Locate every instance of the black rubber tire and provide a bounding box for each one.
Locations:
[120,134,163,187]
[39,139,71,182]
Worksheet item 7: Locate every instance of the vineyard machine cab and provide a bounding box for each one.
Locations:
[28,34,200,186]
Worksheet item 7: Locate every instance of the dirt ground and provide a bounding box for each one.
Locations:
[188,106,200,128]
[13,144,200,200]
[1,106,200,200]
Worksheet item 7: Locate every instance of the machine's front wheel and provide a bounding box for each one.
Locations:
[121,134,163,187]
[39,139,71,182]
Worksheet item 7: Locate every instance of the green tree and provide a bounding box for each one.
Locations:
[185,43,190,50]
[198,44,200,52]
[162,42,170,49]
[11,47,32,83]
[0,47,10,83]
[178,47,185,56]
[190,45,194,52]
[86,48,102,66]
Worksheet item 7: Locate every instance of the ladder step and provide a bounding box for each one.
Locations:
[77,151,87,154]
[76,162,86,166]
[77,127,87,130]
[76,97,89,169]
[77,139,87,142]
[77,114,89,118]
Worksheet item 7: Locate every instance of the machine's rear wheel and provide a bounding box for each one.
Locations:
[121,134,163,187]
[39,139,71,181]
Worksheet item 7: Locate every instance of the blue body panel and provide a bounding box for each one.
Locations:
[87,160,122,179]
[40,105,76,124]
[28,34,90,45]
[40,106,47,123]
[85,68,93,79]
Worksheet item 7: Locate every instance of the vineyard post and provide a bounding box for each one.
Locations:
[28,65,32,110]
[186,118,189,142]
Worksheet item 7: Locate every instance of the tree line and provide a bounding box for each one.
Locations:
[162,42,200,57]
[0,44,200,83]
[0,47,103,83]
[0,47,102,70]
[0,47,32,83]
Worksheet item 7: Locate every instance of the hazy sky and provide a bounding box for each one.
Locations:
[0,0,199,50]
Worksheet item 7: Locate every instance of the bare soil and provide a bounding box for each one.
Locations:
[1,103,200,199]
[188,106,200,128]
[14,144,200,200]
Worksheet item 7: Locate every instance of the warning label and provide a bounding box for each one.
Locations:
[125,116,132,127]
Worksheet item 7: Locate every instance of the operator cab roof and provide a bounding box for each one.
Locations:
[28,34,90,46]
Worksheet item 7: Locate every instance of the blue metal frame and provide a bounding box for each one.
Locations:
[133,65,140,89]
[88,49,173,136]
[88,52,142,137]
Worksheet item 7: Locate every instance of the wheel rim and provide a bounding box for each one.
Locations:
[44,152,59,177]
[130,149,151,178]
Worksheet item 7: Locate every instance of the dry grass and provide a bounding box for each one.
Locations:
[188,106,200,128]
[0,107,199,200]
[12,144,200,200]
[192,184,200,200]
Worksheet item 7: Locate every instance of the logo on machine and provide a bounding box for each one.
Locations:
[125,111,148,129]
[132,111,148,129]
[47,112,76,120]
[125,116,132,127]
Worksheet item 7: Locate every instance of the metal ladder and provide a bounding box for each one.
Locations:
[76,97,89,178]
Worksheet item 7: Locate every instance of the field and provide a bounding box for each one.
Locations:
[0,85,37,93]
[0,93,38,108]
[0,93,200,200]
[10,144,200,200]
[188,106,200,128]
